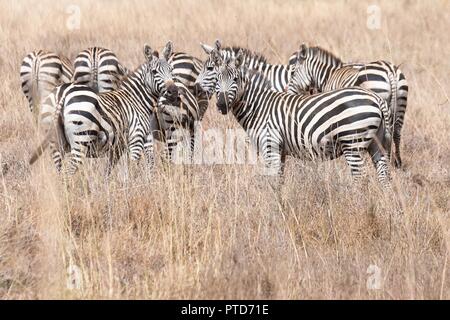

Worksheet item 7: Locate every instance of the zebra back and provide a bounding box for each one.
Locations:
[197,41,297,93]
[290,45,401,129]
[73,47,127,93]
[59,55,75,82]
[168,51,203,91]
[20,50,73,119]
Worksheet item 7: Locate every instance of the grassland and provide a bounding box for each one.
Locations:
[0,0,449,299]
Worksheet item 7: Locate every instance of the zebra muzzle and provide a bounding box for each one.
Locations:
[216,92,229,115]
[163,82,179,103]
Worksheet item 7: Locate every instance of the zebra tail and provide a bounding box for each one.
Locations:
[90,53,98,92]
[378,97,391,140]
[386,64,397,131]
[29,99,65,165]
[31,55,40,118]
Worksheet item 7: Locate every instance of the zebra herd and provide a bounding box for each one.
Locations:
[21,40,408,188]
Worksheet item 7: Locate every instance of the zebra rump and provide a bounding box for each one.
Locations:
[72,47,128,93]
[20,50,74,121]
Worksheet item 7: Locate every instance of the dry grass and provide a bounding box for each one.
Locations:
[0,0,449,299]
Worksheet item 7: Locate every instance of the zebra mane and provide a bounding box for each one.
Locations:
[223,46,269,68]
[245,68,273,90]
[308,46,343,67]
[118,63,147,88]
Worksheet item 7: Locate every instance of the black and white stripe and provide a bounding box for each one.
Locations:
[20,50,73,120]
[155,81,202,162]
[145,43,209,162]
[195,40,297,95]
[214,52,392,187]
[72,47,128,93]
[30,43,176,175]
[165,43,209,121]
[288,44,408,168]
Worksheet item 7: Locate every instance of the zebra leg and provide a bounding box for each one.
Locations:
[144,133,156,169]
[128,129,145,162]
[164,139,178,163]
[189,130,196,164]
[65,143,88,176]
[261,139,286,209]
[374,155,391,189]
[172,127,194,165]
[162,127,186,165]
[50,127,69,172]
[261,136,284,177]
[382,126,393,167]
[368,142,391,189]
[49,142,63,172]
[279,151,287,184]
[126,133,146,179]
[161,127,177,164]
[342,147,366,180]
[393,122,403,168]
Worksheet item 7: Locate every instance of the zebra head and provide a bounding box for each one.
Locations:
[143,42,177,98]
[287,44,315,94]
[195,39,222,97]
[215,49,245,115]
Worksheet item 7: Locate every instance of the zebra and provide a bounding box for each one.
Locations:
[155,80,202,162]
[146,42,208,163]
[29,42,176,175]
[213,51,392,187]
[288,44,408,168]
[20,50,74,122]
[194,39,298,96]
[165,43,209,120]
[72,47,129,93]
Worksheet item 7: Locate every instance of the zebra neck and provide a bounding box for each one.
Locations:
[244,55,268,70]
[120,64,145,87]
[119,65,157,109]
[224,47,268,69]
[313,61,343,91]
[232,74,270,128]
[257,63,289,89]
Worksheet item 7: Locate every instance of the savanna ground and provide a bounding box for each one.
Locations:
[0,0,449,299]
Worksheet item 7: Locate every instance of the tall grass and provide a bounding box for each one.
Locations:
[0,0,449,299]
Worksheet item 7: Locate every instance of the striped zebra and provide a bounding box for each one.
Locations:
[72,47,129,93]
[30,43,176,175]
[146,42,207,162]
[195,39,297,95]
[213,51,392,187]
[288,44,408,168]
[155,81,202,162]
[20,50,74,121]
[165,43,209,120]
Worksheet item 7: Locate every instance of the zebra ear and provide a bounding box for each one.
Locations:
[298,43,308,61]
[214,39,222,51]
[211,49,223,66]
[144,44,154,62]
[201,43,214,54]
[234,49,244,68]
[117,62,129,76]
[163,41,173,60]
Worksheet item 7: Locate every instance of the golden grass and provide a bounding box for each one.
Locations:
[0,0,449,299]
